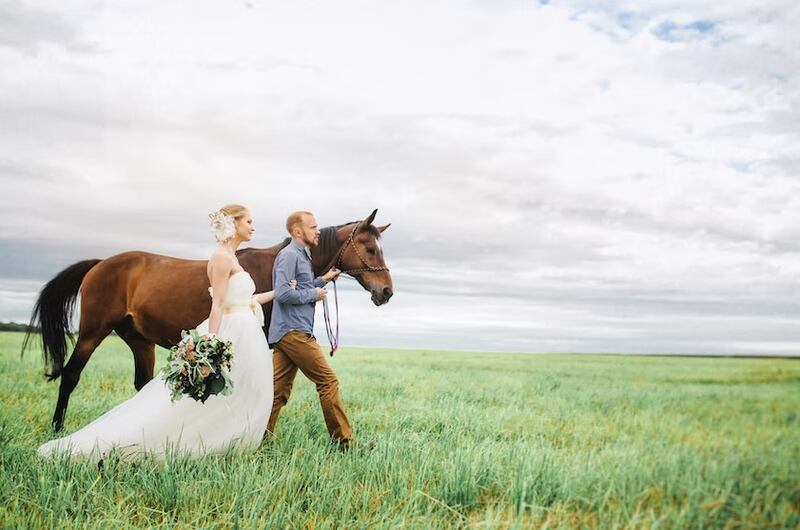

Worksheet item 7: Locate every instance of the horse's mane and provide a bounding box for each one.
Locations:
[319,226,340,254]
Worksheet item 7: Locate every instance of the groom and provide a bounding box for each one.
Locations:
[267,211,353,448]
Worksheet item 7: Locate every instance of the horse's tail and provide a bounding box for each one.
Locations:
[22,259,102,381]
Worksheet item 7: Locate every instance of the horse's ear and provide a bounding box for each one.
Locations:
[378,223,391,233]
[363,209,378,226]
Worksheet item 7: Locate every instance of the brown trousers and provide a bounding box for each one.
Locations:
[267,330,353,442]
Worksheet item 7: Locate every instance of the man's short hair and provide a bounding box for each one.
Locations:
[286,211,313,235]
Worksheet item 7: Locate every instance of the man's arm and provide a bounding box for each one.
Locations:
[275,252,318,305]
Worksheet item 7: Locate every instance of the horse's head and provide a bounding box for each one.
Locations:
[336,209,393,306]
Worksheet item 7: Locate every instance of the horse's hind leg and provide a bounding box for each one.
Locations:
[53,329,111,431]
[116,317,156,390]
[122,335,156,390]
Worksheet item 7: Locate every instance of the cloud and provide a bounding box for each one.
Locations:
[0,1,89,53]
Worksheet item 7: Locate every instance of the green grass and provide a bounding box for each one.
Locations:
[1,331,798,529]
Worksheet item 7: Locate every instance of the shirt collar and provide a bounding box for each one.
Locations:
[290,238,312,259]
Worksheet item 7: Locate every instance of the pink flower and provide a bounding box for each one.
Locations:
[200,366,211,378]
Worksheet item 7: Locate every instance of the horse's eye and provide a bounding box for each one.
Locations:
[366,247,376,255]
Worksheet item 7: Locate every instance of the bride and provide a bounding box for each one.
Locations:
[38,204,286,461]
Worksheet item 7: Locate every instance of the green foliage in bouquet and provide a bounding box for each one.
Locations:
[160,329,235,403]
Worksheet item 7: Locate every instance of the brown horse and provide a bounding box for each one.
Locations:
[23,209,393,431]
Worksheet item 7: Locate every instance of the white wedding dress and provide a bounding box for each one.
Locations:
[38,271,273,462]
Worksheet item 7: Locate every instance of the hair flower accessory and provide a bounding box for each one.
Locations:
[209,210,236,242]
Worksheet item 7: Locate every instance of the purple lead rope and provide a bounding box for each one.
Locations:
[322,279,339,356]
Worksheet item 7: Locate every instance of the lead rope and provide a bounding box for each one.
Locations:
[322,278,339,356]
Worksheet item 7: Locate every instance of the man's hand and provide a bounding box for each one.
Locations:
[322,267,341,283]
[316,287,328,301]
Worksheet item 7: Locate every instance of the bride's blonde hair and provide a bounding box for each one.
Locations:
[209,204,249,242]
[218,204,249,219]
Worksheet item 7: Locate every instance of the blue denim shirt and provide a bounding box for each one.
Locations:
[268,239,326,346]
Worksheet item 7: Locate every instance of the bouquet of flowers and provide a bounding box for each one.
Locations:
[161,329,235,403]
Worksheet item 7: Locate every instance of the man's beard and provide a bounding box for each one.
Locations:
[302,233,318,247]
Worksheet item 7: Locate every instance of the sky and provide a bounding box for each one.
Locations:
[0,0,798,355]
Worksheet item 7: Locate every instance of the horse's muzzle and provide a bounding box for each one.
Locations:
[371,287,393,306]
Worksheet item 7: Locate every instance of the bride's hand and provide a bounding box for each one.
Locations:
[255,280,296,305]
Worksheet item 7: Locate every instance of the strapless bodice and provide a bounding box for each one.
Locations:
[222,271,256,307]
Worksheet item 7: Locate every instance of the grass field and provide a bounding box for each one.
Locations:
[1,331,798,529]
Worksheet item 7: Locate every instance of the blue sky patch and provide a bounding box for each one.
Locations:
[653,19,716,42]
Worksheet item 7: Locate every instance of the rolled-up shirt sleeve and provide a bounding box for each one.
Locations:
[275,253,318,305]
[313,276,325,288]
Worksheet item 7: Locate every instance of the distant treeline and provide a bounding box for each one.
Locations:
[0,323,119,336]
[0,322,36,332]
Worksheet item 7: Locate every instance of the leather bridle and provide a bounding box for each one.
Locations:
[333,221,390,276]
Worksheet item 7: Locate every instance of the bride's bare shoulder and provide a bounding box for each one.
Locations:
[208,248,235,263]
[207,250,235,277]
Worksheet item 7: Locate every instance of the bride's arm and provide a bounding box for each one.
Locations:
[253,280,296,305]
[207,256,233,335]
